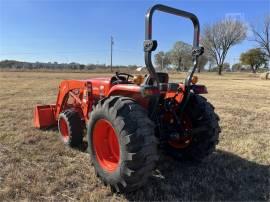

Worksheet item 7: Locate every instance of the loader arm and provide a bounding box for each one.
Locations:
[55,80,92,120]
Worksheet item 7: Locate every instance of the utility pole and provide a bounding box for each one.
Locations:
[110,36,114,72]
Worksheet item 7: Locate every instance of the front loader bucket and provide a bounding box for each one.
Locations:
[34,105,57,128]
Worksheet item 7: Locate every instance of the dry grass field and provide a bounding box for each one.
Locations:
[0,71,269,201]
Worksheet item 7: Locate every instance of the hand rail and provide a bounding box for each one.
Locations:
[144,4,201,86]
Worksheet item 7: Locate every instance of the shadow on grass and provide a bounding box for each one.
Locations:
[42,128,268,201]
[125,150,269,201]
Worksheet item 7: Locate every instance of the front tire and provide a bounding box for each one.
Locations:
[58,109,83,147]
[87,96,158,193]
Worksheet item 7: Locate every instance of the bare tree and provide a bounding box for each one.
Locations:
[168,41,192,71]
[154,51,170,70]
[201,18,247,75]
[251,15,270,61]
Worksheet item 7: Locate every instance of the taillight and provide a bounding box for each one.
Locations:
[191,75,198,84]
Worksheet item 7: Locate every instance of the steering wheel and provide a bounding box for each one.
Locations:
[115,72,134,81]
[112,72,134,84]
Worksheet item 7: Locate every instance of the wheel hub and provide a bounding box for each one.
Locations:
[167,114,193,149]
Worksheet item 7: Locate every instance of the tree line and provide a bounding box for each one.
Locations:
[155,15,270,74]
[0,60,140,72]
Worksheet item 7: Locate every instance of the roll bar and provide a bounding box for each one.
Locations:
[144,4,203,86]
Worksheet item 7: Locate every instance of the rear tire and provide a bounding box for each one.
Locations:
[58,109,83,147]
[165,94,221,161]
[87,96,158,193]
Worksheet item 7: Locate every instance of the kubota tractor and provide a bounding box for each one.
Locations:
[34,4,220,193]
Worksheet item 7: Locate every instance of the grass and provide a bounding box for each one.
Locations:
[0,71,269,201]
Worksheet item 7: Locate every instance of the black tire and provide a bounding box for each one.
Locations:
[165,94,221,161]
[87,96,158,193]
[58,109,83,147]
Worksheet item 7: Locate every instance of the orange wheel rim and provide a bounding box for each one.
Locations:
[93,119,120,172]
[59,118,69,143]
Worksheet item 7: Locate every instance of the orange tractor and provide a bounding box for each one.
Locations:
[34,4,220,193]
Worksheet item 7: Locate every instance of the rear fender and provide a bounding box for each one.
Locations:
[190,84,208,94]
[107,84,152,108]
